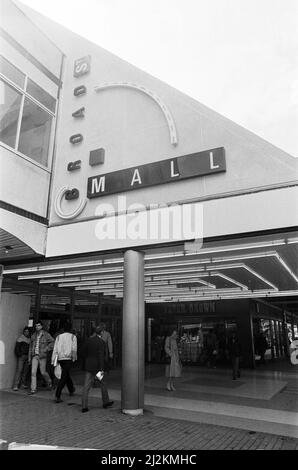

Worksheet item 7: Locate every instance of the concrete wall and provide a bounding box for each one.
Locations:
[0,147,51,217]
[0,293,31,389]
[40,21,298,229]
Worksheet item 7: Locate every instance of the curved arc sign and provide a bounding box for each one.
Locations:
[94,82,178,146]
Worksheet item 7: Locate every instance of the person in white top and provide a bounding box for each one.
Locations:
[51,322,77,403]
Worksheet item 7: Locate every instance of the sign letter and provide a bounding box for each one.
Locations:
[92,176,106,194]
[209,151,219,169]
[131,169,142,186]
[170,160,180,178]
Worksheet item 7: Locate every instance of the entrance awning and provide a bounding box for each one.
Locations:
[2,230,298,308]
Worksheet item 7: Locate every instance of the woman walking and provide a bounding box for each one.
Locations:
[164,329,182,391]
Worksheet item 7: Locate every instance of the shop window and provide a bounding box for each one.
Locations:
[18,98,52,167]
[0,55,25,88]
[26,79,56,113]
[0,79,22,148]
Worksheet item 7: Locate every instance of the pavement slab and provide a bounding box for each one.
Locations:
[1,390,298,450]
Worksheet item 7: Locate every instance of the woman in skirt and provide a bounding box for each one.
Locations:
[164,329,182,391]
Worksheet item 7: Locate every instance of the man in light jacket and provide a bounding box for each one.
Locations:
[51,322,77,403]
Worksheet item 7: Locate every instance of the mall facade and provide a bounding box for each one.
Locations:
[0,0,297,414]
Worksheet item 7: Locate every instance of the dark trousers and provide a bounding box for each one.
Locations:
[55,360,75,398]
[82,371,110,409]
[207,349,217,367]
[13,355,30,387]
[232,356,240,379]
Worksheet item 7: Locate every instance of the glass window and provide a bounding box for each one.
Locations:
[26,79,56,112]
[0,56,25,88]
[18,98,52,166]
[0,79,22,148]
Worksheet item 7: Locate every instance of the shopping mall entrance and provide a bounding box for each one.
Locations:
[1,228,298,405]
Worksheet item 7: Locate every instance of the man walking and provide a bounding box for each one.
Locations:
[51,322,77,403]
[28,321,54,394]
[81,325,113,413]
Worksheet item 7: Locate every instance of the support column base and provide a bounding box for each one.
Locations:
[122,408,143,416]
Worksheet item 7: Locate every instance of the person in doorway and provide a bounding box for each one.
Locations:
[164,329,182,391]
[206,330,218,368]
[228,333,242,380]
[12,327,31,391]
[97,322,113,370]
[51,322,77,403]
[257,332,268,364]
[28,321,54,395]
[81,325,113,413]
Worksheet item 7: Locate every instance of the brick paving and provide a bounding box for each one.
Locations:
[1,390,298,450]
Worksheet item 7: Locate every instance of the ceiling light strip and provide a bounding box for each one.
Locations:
[214,272,248,290]
[242,265,279,290]
[275,255,298,283]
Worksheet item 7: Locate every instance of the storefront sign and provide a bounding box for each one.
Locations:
[165,301,216,315]
[87,147,226,199]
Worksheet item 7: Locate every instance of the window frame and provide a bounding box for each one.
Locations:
[0,55,57,171]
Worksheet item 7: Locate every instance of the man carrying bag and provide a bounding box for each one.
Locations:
[81,325,113,413]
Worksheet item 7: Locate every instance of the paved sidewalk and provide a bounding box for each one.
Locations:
[1,390,298,450]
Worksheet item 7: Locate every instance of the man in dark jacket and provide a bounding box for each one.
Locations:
[13,327,31,390]
[228,333,242,380]
[81,326,113,413]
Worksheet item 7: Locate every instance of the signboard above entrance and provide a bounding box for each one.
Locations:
[87,147,226,199]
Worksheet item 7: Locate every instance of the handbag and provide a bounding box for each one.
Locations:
[54,363,62,379]
[96,370,104,381]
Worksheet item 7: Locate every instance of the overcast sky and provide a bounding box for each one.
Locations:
[17,0,298,157]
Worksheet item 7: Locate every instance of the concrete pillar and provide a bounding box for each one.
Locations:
[0,265,3,299]
[269,320,275,359]
[70,288,75,326]
[34,283,41,323]
[282,311,290,357]
[0,293,31,388]
[0,266,3,367]
[273,321,279,357]
[97,294,102,325]
[122,250,144,416]
[238,302,255,368]
[291,315,295,342]
[147,317,152,363]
